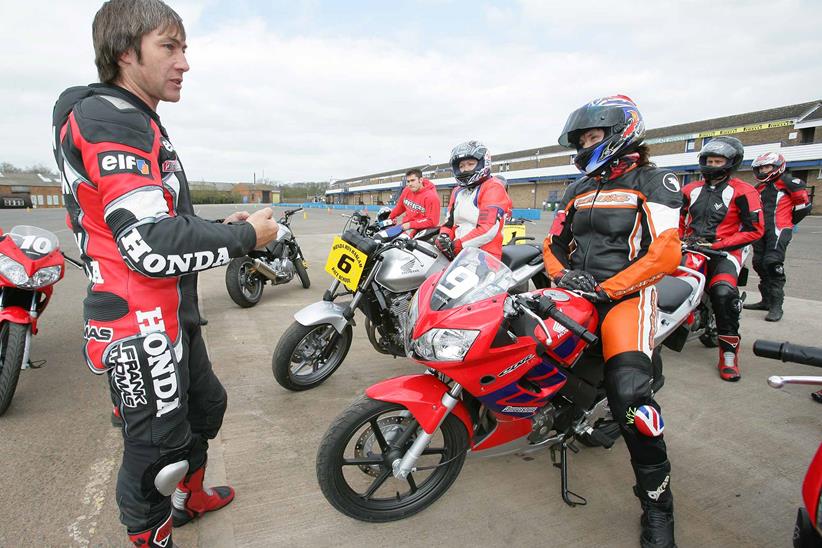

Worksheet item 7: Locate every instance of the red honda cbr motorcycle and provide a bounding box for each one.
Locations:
[316,248,706,521]
[0,225,74,416]
[753,340,822,548]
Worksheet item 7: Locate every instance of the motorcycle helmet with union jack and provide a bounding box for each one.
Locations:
[450,140,491,188]
[751,151,786,183]
[559,95,645,177]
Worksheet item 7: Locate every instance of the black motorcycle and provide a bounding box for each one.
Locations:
[225,207,310,308]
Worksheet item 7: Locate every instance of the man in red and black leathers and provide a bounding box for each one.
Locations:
[52,1,279,546]
[387,168,441,235]
[743,152,811,322]
[681,136,764,382]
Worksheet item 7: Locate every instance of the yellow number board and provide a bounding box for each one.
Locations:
[324,236,369,291]
[503,223,526,245]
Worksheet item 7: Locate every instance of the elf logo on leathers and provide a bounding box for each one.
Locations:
[97,151,152,178]
[120,228,230,276]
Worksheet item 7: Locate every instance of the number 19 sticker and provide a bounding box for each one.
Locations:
[324,236,368,291]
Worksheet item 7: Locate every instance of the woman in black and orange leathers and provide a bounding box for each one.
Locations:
[543,95,682,548]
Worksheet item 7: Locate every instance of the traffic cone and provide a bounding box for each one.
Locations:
[303,210,308,220]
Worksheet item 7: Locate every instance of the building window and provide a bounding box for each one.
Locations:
[701,136,713,147]
[800,127,815,144]
[37,195,44,205]
[685,139,696,152]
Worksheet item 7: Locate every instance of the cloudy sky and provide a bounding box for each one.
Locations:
[1,0,820,183]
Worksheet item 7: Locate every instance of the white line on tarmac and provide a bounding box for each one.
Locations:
[67,431,119,547]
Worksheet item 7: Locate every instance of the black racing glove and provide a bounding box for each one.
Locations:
[554,269,598,293]
[434,233,455,260]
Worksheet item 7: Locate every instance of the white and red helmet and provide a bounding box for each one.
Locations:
[751,152,786,183]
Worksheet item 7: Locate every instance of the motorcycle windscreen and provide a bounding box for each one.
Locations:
[8,225,60,259]
[430,248,515,311]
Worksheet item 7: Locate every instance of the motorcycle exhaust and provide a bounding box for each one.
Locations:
[252,258,280,281]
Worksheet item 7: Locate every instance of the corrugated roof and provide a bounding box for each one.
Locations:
[0,173,61,187]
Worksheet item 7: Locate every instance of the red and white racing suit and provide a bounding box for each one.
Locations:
[52,83,256,535]
[439,176,512,259]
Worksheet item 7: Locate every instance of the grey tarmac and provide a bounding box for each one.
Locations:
[0,205,819,547]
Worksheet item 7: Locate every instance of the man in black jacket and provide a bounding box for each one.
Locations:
[53,1,279,545]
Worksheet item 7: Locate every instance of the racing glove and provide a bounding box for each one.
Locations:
[434,233,456,260]
[554,269,598,293]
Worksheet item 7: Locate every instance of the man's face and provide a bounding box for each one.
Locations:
[705,156,727,167]
[119,27,189,107]
[758,164,775,175]
[458,158,479,173]
[406,174,423,192]
[578,128,606,149]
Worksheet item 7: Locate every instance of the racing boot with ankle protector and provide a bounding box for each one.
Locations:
[717,335,741,382]
[633,460,676,548]
[171,461,235,527]
[743,283,769,311]
[128,512,174,547]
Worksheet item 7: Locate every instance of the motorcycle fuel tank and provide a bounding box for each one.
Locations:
[375,242,449,293]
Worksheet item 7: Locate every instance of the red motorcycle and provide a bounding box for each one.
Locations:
[0,225,73,415]
[316,248,706,521]
[753,339,822,548]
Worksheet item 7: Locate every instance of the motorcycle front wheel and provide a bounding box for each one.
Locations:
[316,396,468,522]
[272,321,353,391]
[0,322,28,416]
[294,255,310,289]
[225,257,265,308]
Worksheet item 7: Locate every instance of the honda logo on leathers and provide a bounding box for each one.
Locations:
[120,228,230,275]
[143,333,180,418]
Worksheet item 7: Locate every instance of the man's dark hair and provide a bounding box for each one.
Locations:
[405,168,423,179]
[93,0,186,84]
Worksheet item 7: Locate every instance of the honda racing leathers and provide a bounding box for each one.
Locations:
[52,84,255,534]
[389,178,441,234]
[751,173,810,308]
[680,176,764,372]
[439,176,512,259]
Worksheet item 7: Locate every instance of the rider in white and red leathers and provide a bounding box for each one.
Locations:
[436,141,512,260]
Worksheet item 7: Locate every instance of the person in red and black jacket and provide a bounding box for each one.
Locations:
[743,152,811,322]
[544,96,681,548]
[435,141,512,260]
[681,136,764,382]
[52,1,279,546]
[383,168,441,236]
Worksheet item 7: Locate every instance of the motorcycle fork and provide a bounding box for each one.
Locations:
[392,383,463,480]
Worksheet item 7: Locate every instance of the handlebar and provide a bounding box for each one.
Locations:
[753,340,822,368]
[284,207,303,216]
[683,245,727,259]
[61,251,84,270]
[402,239,439,259]
[515,294,599,346]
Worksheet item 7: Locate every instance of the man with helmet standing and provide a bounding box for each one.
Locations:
[743,152,810,322]
[681,136,764,382]
[435,141,512,260]
[544,95,682,548]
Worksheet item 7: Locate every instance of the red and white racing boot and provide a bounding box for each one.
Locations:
[717,335,741,382]
[128,513,173,547]
[171,462,235,527]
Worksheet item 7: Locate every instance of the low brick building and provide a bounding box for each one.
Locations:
[326,100,822,213]
[0,172,62,209]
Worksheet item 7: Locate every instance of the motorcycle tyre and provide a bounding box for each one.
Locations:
[225,257,265,308]
[0,322,28,416]
[294,255,310,289]
[316,396,468,522]
[273,322,353,391]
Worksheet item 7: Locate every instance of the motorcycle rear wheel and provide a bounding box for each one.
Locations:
[225,257,265,308]
[272,321,353,391]
[0,322,28,416]
[699,307,719,348]
[316,396,468,522]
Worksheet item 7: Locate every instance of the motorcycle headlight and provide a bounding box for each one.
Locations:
[28,265,62,288]
[0,255,28,286]
[413,328,479,362]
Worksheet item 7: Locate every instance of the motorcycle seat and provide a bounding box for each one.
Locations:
[655,275,693,313]
[501,244,541,271]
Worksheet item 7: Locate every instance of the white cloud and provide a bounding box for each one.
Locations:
[0,0,820,183]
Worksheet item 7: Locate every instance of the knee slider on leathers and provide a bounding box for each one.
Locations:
[141,445,190,503]
[604,352,655,430]
[709,282,740,328]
